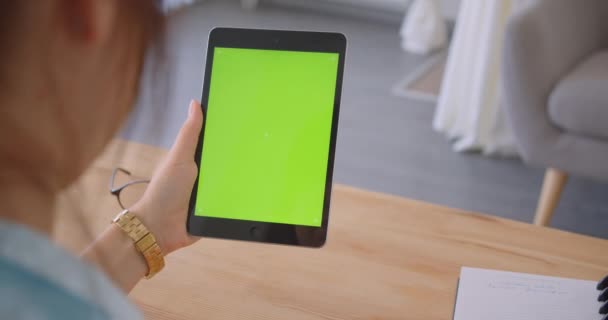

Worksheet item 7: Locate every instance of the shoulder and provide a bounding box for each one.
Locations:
[0,256,108,320]
[0,220,142,320]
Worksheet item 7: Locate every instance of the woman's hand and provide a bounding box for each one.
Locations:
[83,100,203,292]
[131,100,203,255]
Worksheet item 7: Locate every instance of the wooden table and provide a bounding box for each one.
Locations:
[54,140,608,320]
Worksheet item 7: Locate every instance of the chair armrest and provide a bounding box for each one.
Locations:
[502,0,608,164]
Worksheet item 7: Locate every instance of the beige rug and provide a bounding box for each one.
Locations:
[393,54,446,102]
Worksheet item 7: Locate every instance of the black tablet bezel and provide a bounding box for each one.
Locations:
[186,28,346,248]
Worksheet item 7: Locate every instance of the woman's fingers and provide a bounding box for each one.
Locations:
[169,100,203,163]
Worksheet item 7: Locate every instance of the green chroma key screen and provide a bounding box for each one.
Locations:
[194,47,340,227]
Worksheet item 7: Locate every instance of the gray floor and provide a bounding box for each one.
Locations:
[122,0,608,239]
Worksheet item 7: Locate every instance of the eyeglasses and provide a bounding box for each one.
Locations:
[109,167,150,210]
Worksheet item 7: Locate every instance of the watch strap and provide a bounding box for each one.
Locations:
[112,209,165,279]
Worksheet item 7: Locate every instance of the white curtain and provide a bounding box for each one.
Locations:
[400,0,448,55]
[433,0,520,156]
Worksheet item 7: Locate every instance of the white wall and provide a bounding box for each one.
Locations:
[263,0,461,22]
[281,0,461,20]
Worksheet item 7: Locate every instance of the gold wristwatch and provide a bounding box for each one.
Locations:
[112,209,165,279]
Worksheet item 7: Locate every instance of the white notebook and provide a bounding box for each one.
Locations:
[453,267,603,320]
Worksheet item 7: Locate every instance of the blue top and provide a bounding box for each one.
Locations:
[0,219,142,320]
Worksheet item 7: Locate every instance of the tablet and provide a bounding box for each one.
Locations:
[186,28,346,247]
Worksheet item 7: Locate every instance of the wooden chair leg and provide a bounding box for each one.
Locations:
[534,168,568,226]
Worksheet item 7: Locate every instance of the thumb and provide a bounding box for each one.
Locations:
[169,100,204,163]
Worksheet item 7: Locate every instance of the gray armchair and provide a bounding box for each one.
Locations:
[502,0,608,226]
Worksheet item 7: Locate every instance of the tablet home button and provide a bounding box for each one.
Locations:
[250,226,262,239]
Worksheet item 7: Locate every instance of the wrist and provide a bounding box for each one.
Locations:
[108,223,148,278]
[112,209,165,279]
[82,223,148,292]
[129,202,168,255]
